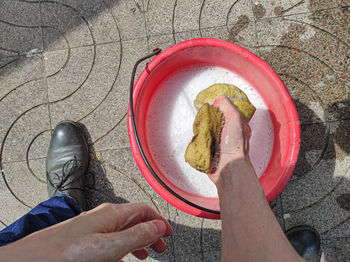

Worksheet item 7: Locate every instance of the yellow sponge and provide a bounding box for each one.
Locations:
[194,83,256,121]
[185,103,224,173]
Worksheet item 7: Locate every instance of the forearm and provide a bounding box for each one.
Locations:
[216,158,303,262]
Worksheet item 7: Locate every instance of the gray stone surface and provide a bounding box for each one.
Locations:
[199,0,254,29]
[106,0,147,41]
[1,0,350,261]
[174,30,201,43]
[252,0,340,19]
[145,0,174,36]
[169,207,203,255]
[0,0,42,58]
[41,1,93,50]
[173,0,203,33]
[0,173,31,225]
[48,42,122,128]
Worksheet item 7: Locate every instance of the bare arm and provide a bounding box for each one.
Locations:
[211,96,303,262]
[0,203,172,262]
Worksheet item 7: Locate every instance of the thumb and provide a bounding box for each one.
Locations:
[108,220,166,259]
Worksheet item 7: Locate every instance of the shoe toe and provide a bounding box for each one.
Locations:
[50,122,86,148]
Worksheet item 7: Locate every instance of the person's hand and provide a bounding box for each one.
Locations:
[0,203,172,262]
[209,95,251,184]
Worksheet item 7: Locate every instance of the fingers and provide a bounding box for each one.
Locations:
[212,95,243,122]
[116,204,173,237]
[150,238,167,253]
[132,248,148,260]
[131,237,166,260]
[244,124,251,154]
[75,203,173,236]
[131,239,167,260]
[107,219,168,259]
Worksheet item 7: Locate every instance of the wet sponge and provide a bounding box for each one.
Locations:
[185,103,224,174]
[194,83,256,121]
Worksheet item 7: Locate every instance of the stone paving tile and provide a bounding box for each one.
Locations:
[174,30,201,43]
[169,207,203,256]
[145,0,175,36]
[0,0,42,58]
[201,218,222,251]
[48,42,121,128]
[256,9,350,90]
[321,238,350,262]
[41,0,119,50]
[322,216,350,240]
[0,55,43,98]
[45,47,94,101]
[200,23,258,54]
[174,252,202,262]
[342,0,350,6]
[0,57,47,154]
[257,14,348,122]
[173,0,203,33]
[0,80,48,161]
[0,173,31,226]
[52,0,120,44]
[150,22,257,56]
[199,0,254,29]
[79,38,148,144]
[2,158,47,209]
[278,74,326,124]
[93,114,129,152]
[2,106,50,163]
[27,130,51,161]
[252,0,340,19]
[203,251,221,262]
[41,1,92,51]
[283,190,350,235]
[281,121,350,237]
[293,122,329,179]
[146,235,175,261]
[282,121,350,209]
[0,0,41,27]
[287,7,350,47]
[95,148,170,217]
[148,34,175,52]
[106,0,147,41]
[0,56,16,69]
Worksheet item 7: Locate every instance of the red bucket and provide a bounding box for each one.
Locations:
[127,38,300,219]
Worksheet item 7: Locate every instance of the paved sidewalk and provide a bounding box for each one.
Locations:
[0,0,349,261]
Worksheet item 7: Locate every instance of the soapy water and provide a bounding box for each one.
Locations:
[146,66,274,197]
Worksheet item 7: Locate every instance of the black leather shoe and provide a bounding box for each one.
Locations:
[286,226,321,262]
[46,121,89,211]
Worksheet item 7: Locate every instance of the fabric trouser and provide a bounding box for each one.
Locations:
[0,195,81,246]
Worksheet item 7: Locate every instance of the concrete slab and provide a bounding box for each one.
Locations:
[0,0,42,58]
[106,0,147,41]
[257,12,349,121]
[252,0,340,19]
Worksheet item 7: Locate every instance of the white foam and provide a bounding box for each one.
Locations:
[146,66,274,197]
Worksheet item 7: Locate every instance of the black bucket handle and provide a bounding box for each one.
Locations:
[129,48,220,215]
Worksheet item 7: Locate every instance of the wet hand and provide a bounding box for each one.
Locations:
[209,95,251,184]
[0,203,172,262]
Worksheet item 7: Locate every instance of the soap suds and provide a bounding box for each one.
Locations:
[146,66,274,197]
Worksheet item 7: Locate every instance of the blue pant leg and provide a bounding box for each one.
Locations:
[0,195,81,246]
